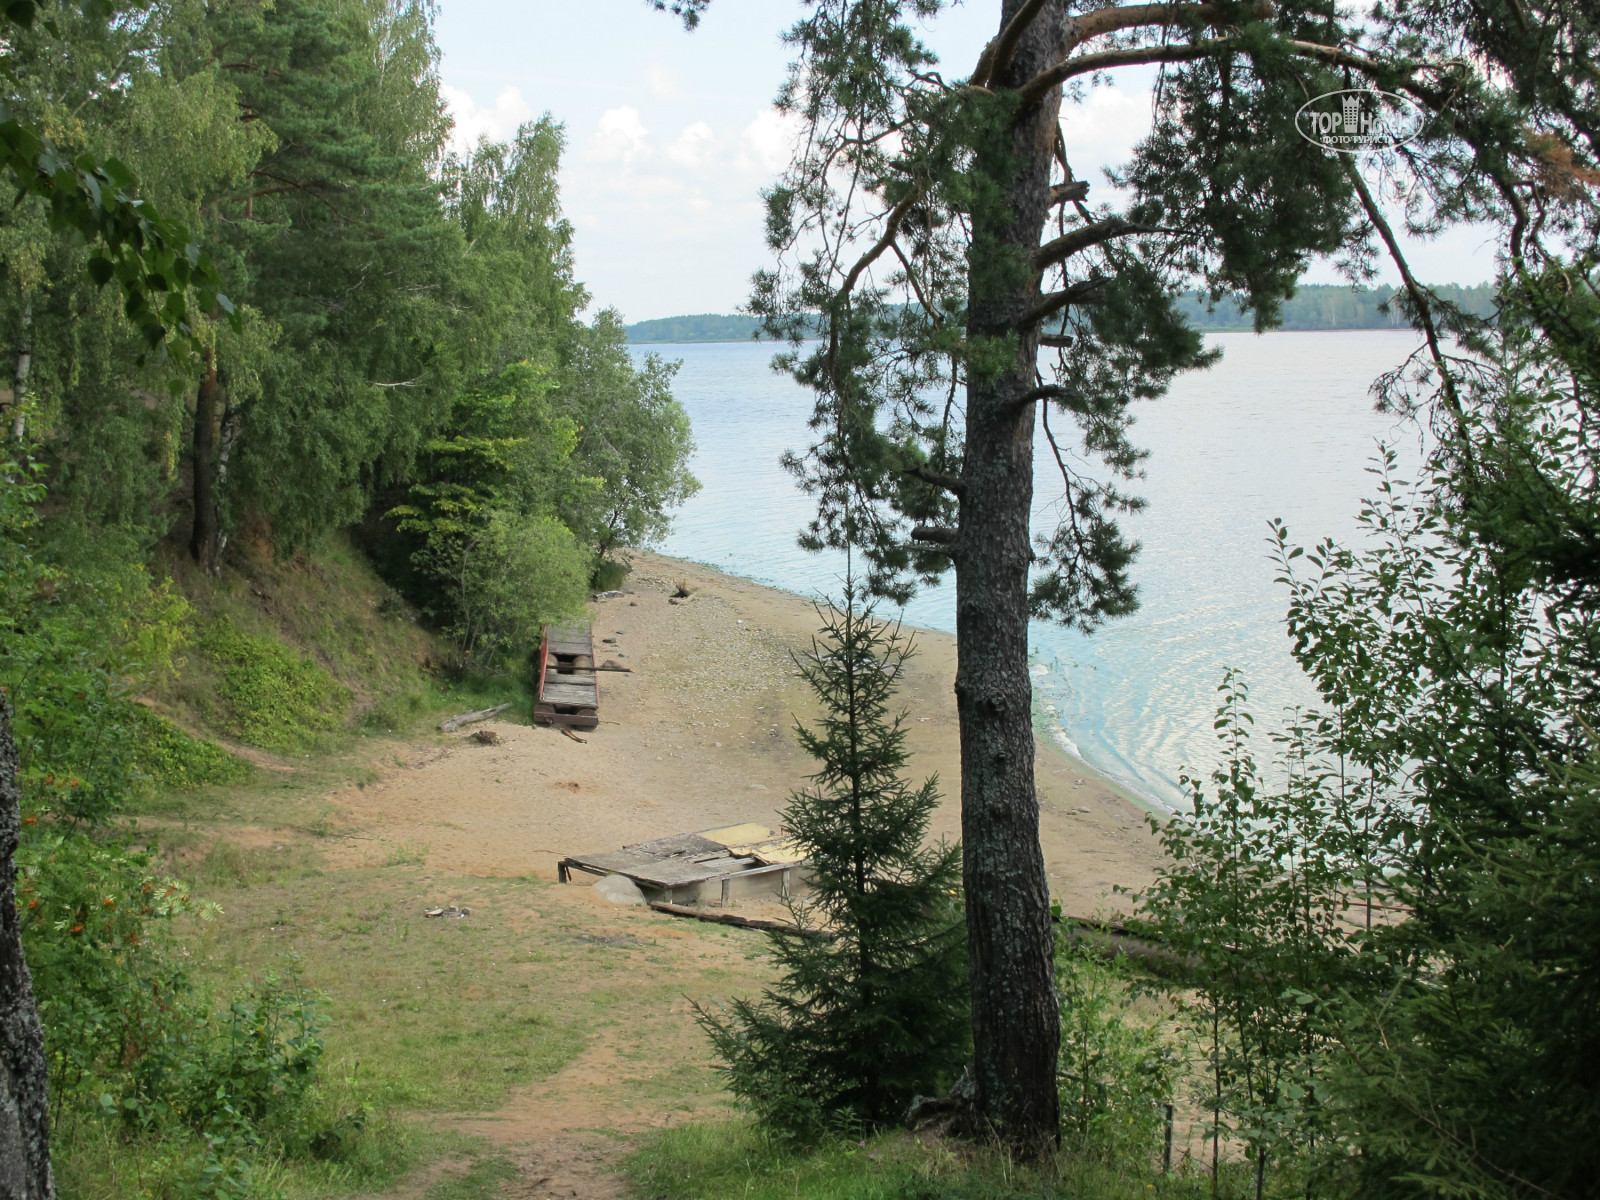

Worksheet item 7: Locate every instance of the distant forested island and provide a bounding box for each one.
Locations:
[625,283,1497,343]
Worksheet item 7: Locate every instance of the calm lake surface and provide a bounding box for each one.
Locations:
[633,331,1425,809]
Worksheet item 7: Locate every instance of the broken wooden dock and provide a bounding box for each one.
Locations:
[534,623,600,730]
[558,823,808,905]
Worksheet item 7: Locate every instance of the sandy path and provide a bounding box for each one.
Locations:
[340,553,1164,1198]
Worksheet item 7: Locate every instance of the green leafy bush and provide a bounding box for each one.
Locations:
[18,828,218,1107]
[1056,942,1178,1166]
[198,619,350,750]
[591,556,630,592]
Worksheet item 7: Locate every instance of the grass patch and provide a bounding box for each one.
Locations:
[178,870,594,1113]
[628,1121,1257,1200]
[50,1093,420,1200]
[191,838,325,889]
[384,839,429,867]
[423,1147,519,1200]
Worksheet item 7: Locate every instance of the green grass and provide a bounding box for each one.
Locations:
[156,533,534,750]
[628,1121,1267,1200]
[51,859,766,1199]
[131,707,256,789]
[196,617,352,751]
[422,1146,519,1200]
[178,870,590,1113]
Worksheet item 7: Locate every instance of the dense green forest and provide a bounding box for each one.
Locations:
[0,0,696,1193]
[625,285,1497,342]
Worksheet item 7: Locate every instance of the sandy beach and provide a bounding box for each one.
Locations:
[329,551,1163,917]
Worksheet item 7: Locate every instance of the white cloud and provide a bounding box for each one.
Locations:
[667,121,716,167]
[588,105,652,164]
[1060,85,1153,183]
[442,84,533,157]
[740,107,801,174]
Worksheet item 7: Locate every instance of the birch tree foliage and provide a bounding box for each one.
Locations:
[0,1,238,359]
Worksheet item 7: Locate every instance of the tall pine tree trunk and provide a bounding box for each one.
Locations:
[955,0,1064,1149]
[190,344,221,573]
[0,695,54,1199]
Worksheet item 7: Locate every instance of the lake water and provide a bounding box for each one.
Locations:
[633,332,1426,810]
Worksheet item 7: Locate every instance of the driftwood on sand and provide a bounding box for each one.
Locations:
[438,703,510,733]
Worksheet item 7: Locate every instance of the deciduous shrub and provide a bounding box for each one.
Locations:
[1056,942,1178,1166]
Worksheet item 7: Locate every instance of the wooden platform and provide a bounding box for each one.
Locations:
[558,823,809,905]
[534,623,600,730]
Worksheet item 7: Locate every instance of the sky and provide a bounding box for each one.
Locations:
[434,1,1501,324]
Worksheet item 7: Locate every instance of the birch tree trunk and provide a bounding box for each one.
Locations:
[9,297,32,443]
[190,344,222,573]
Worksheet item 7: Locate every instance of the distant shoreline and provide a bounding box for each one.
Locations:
[626,326,1428,345]
[625,284,1494,345]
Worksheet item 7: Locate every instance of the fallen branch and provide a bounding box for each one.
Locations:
[1058,916,1191,977]
[650,901,827,937]
[439,703,510,732]
[558,726,588,744]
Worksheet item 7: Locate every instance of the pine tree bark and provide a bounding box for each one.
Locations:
[953,0,1065,1150]
[0,694,55,1199]
[190,344,221,573]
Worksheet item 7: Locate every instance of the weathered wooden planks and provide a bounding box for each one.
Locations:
[534,622,600,730]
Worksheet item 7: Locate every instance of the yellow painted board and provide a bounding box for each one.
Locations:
[701,822,773,847]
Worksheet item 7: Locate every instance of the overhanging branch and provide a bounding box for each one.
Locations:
[839,187,922,300]
[1021,38,1238,106]
[1015,1,1276,111]
[1015,277,1108,330]
[1032,217,1164,271]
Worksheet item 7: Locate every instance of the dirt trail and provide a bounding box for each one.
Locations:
[342,553,1163,1198]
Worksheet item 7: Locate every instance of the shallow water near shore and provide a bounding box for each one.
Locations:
[635,331,1425,809]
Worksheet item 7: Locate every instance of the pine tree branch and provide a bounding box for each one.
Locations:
[1283,38,1428,76]
[1014,277,1108,330]
[972,0,1055,88]
[1021,38,1240,106]
[839,188,922,301]
[1032,217,1168,271]
[911,524,960,545]
[905,466,967,496]
[1008,384,1073,411]
[1014,1,1280,110]
[1050,180,1092,207]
